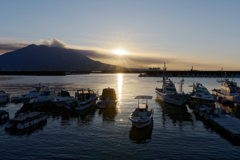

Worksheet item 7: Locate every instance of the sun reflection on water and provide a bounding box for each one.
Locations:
[117,74,123,112]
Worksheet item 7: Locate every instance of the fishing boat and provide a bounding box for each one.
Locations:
[212,79,240,103]
[11,84,49,104]
[97,87,117,108]
[138,73,147,77]
[129,95,154,129]
[190,83,216,106]
[155,63,191,106]
[28,89,57,108]
[0,90,10,104]
[0,110,9,121]
[5,112,47,130]
[64,88,98,110]
[52,89,76,108]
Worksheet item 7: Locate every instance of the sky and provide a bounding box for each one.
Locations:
[0,0,240,70]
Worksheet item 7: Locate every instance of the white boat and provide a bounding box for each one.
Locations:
[212,79,240,103]
[5,112,47,130]
[52,90,76,108]
[129,95,154,129]
[190,83,216,106]
[97,87,117,108]
[11,84,49,104]
[64,88,98,110]
[0,110,9,121]
[155,63,191,106]
[138,73,147,77]
[0,90,10,104]
[28,89,57,108]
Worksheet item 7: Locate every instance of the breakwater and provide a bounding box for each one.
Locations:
[145,71,240,77]
[0,71,66,76]
[1,70,240,77]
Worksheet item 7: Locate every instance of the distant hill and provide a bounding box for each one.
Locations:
[0,44,126,71]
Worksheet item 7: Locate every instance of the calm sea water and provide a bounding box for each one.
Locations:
[1,74,240,160]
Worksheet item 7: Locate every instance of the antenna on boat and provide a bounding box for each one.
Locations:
[179,78,184,94]
[221,67,223,82]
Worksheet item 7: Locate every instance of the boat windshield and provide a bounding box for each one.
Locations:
[195,88,210,94]
[30,87,41,92]
[165,84,175,87]
[39,91,51,96]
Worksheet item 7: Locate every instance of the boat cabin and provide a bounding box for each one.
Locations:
[30,85,49,93]
[135,95,152,107]
[138,103,148,112]
[133,95,152,117]
[193,83,211,96]
[102,87,117,100]
[220,80,239,95]
[0,90,7,94]
[59,90,71,97]
[163,79,177,93]
[39,90,55,97]
[77,89,95,101]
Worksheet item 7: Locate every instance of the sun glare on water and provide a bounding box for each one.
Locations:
[112,48,129,55]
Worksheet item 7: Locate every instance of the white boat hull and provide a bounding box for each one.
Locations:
[155,89,191,106]
[130,117,153,128]
[65,97,98,110]
[97,100,117,109]
[53,98,75,108]
[191,97,216,106]
[212,90,240,103]
[75,98,97,110]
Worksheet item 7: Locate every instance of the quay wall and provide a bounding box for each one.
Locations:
[145,71,240,77]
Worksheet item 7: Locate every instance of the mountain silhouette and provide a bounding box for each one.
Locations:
[0,44,126,71]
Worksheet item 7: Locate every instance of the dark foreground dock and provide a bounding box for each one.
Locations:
[194,105,240,140]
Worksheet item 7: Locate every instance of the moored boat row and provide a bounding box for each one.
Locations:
[155,63,240,107]
[2,85,121,110]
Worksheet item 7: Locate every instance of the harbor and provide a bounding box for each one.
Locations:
[1,74,240,159]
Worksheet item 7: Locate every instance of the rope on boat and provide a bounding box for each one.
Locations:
[117,119,130,146]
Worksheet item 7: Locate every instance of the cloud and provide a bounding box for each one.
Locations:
[0,42,29,55]
[0,43,28,50]
[0,38,217,70]
[40,38,66,48]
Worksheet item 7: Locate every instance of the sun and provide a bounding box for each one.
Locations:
[111,48,129,55]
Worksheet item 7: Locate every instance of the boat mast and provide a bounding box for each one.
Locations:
[179,79,184,94]
[162,63,167,92]
[163,62,167,82]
